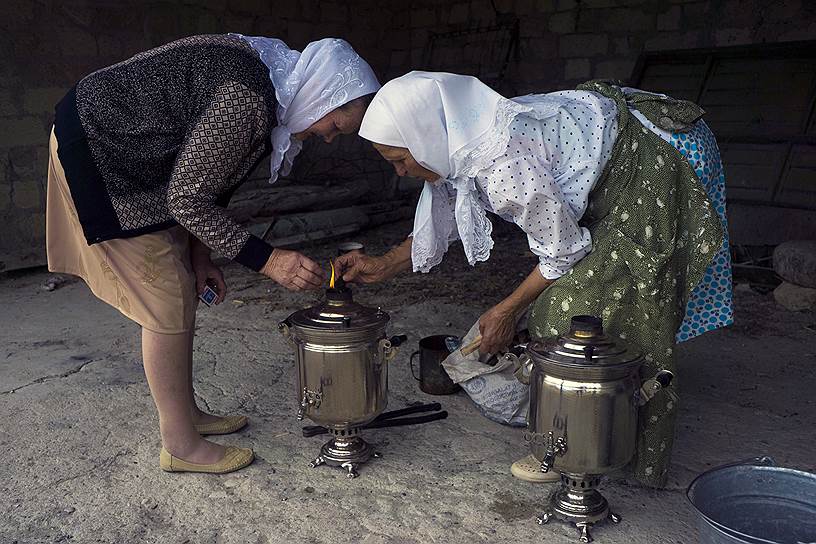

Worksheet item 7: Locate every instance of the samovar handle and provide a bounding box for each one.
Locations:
[638,369,675,406]
[379,335,407,363]
[278,320,296,347]
[507,353,533,385]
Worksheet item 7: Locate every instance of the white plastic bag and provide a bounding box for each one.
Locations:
[442,320,529,427]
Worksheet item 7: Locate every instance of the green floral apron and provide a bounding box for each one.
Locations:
[528,81,723,488]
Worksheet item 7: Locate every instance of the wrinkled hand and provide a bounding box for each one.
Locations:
[191,252,227,304]
[478,303,518,356]
[261,249,324,291]
[335,253,396,284]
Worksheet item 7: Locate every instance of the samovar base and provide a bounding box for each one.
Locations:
[308,428,380,479]
[536,473,621,543]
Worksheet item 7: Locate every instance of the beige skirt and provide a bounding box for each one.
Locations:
[46,128,198,334]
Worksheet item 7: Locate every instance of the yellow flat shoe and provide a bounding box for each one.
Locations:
[194,415,248,435]
[511,454,562,483]
[160,446,254,474]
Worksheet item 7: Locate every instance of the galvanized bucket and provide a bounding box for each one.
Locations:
[687,456,816,544]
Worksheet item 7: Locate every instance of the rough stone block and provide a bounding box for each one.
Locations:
[223,15,255,34]
[0,186,9,211]
[564,58,591,80]
[410,47,425,67]
[0,118,48,148]
[382,29,411,49]
[719,0,762,28]
[448,3,470,25]
[611,35,641,56]
[411,28,430,46]
[412,8,437,27]
[0,90,20,116]
[470,0,495,24]
[520,16,549,38]
[715,28,753,47]
[389,49,409,69]
[320,2,348,23]
[594,58,637,80]
[657,5,682,31]
[228,0,271,15]
[29,211,45,240]
[286,21,315,49]
[299,0,319,19]
[559,33,608,57]
[774,240,816,288]
[548,11,576,33]
[773,281,816,312]
[493,0,515,13]
[581,0,617,6]
[11,179,43,210]
[55,26,98,57]
[681,3,718,30]
[23,88,66,116]
[777,20,816,42]
[577,7,655,33]
[555,0,577,10]
[522,34,559,59]
[645,30,702,51]
[514,0,553,14]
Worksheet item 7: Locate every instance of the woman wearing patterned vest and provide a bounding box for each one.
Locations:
[47,35,380,474]
[337,72,733,489]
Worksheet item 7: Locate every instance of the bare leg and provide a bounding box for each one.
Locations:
[184,322,221,426]
[142,327,224,464]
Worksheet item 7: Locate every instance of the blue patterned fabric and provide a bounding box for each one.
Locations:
[669,122,734,342]
[628,110,734,341]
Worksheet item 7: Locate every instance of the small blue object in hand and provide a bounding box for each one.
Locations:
[199,285,218,307]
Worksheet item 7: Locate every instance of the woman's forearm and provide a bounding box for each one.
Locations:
[498,264,554,316]
[189,233,211,260]
[383,237,414,275]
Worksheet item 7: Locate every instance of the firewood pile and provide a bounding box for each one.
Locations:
[227,176,419,248]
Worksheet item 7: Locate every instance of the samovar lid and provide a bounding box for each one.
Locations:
[286,285,390,332]
[527,315,642,369]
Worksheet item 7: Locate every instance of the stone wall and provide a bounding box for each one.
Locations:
[385,0,816,95]
[2,0,815,270]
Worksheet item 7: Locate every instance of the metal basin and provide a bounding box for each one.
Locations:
[687,457,816,544]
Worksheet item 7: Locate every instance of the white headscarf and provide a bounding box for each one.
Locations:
[359,71,558,272]
[232,35,381,183]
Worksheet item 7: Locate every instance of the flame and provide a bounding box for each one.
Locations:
[329,259,335,289]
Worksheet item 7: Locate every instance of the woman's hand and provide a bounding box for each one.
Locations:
[335,253,398,284]
[478,302,518,356]
[191,249,227,304]
[261,249,324,291]
[477,264,555,354]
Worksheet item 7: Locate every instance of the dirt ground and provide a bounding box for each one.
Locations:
[1,219,815,544]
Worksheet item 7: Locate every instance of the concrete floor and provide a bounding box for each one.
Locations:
[1,220,815,544]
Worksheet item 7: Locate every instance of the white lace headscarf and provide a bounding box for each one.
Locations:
[359,71,557,272]
[231,35,381,183]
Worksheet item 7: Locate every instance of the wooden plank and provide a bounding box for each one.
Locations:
[720,143,787,202]
[702,88,812,107]
[775,145,816,209]
[714,58,816,75]
[728,202,816,245]
[641,61,708,77]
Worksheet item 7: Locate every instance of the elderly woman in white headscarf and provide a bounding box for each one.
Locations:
[47,34,380,474]
[337,72,733,488]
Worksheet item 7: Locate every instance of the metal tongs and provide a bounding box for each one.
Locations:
[301,402,448,437]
